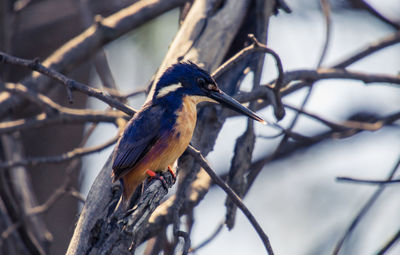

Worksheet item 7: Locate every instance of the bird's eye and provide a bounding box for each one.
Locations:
[197,77,206,87]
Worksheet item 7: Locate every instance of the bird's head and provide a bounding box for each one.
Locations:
[154,61,266,124]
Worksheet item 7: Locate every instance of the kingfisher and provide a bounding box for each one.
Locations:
[112,61,265,210]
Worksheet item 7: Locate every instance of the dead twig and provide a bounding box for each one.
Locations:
[280,68,400,89]
[0,0,187,118]
[332,157,400,255]
[0,51,136,115]
[186,145,274,255]
[353,0,400,30]
[189,221,224,253]
[211,34,285,120]
[377,229,400,255]
[318,0,331,67]
[336,177,400,185]
[333,31,400,68]
[0,111,123,135]
[0,134,119,169]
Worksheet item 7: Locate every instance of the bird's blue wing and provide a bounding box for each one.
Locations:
[112,104,165,181]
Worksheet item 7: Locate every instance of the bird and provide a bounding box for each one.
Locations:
[111,61,266,210]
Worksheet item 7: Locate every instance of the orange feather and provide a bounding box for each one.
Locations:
[118,96,199,209]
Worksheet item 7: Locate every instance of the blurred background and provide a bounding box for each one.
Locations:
[1,0,399,254]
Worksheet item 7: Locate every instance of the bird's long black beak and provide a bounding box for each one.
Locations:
[208,90,267,125]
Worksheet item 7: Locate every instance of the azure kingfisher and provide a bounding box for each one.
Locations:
[112,61,265,210]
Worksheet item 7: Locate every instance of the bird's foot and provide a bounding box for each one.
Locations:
[167,166,176,183]
[146,170,168,190]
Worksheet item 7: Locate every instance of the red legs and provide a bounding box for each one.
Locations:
[146,169,168,189]
[168,166,176,181]
[145,166,176,189]
[146,169,158,178]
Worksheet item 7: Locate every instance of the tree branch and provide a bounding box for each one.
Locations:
[0,134,119,169]
[377,228,400,255]
[0,51,136,115]
[0,0,186,118]
[352,0,400,30]
[186,146,274,255]
[211,34,285,120]
[336,177,400,185]
[280,68,400,88]
[333,31,400,68]
[332,157,400,255]
[317,0,332,67]
[0,81,126,134]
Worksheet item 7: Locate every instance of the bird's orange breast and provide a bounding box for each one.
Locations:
[121,96,198,198]
[145,95,198,171]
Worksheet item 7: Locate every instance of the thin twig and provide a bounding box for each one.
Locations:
[1,82,59,115]
[0,0,187,118]
[332,157,400,255]
[288,104,400,133]
[0,82,126,133]
[377,229,400,255]
[231,68,400,108]
[0,81,126,133]
[211,34,285,120]
[0,51,136,116]
[211,34,284,88]
[279,68,400,88]
[336,177,400,185]
[0,134,118,169]
[0,110,123,135]
[333,31,400,68]
[355,0,400,30]
[189,221,224,253]
[284,104,348,131]
[186,145,274,255]
[317,0,331,67]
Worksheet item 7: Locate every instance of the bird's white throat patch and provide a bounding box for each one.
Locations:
[190,96,217,104]
[157,83,183,98]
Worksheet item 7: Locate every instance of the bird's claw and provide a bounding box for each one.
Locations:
[167,166,176,183]
[146,170,169,190]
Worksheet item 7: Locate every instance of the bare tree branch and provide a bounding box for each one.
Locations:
[186,146,274,255]
[280,68,400,88]
[349,0,400,30]
[0,51,136,115]
[188,221,224,253]
[0,0,186,118]
[377,229,400,255]
[212,34,285,120]
[318,0,332,67]
[336,177,400,185]
[0,82,126,135]
[333,31,400,68]
[0,134,119,169]
[332,156,400,255]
